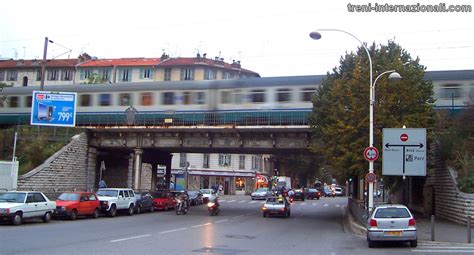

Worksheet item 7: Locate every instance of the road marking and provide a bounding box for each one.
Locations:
[260,201,265,204]
[238,200,246,203]
[335,204,341,207]
[233,215,244,219]
[245,212,254,215]
[312,203,318,206]
[227,200,236,203]
[159,227,188,234]
[110,234,151,243]
[215,219,229,223]
[323,203,328,207]
[191,223,212,228]
[250,201,258,203]
[301,202,307,206]
[220,199,226,202]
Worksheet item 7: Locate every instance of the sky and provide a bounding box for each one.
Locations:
[0,0,472,77]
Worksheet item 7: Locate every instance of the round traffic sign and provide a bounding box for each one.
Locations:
[365,172,377,183]
[400,133,408,142]
[363,147,379,161]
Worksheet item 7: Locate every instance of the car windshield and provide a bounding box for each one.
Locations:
[266,197,284,204]
[256,188,268,192]
[96,190,118,197]
[188,191,197,195]
[152,192,168,198]
[0,192,26,203]
[57,193,80,201]
[374,208,411,218]
[309,189,317,192]
[201,189,210,194]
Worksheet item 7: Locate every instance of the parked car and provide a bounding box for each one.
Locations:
[151,191,176,210]
[187,190,203,205]
[251,188,270,200]
[304,188,321,200]
[54,192,100,220]
[261,196,291,218]
[200,189,217,203]
[134,192,154,214]
[293,189,305,201]
[367,204,417,248]
[334,187,343,196]
[0,191,56,225]
[96,188,136,217]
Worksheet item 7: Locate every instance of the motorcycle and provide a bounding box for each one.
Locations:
[175,197,188,215]
[207,200,220,216]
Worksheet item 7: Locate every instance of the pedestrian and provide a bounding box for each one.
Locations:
[218,183,223,195]
[98,179,107,189]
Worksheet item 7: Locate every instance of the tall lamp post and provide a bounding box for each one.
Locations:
[310,29,401,212]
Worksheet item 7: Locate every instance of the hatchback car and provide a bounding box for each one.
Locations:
[304,188,321,200]
[367,204,417,248]
[151,191,176,210]
[251,188,270,200]
[0,191,56,225]
[134,192,154,214]
[200,189,217,203]
[54,192,100,220]
[187,190,203,205]
[293,189,305,201]
[261,196,291,218]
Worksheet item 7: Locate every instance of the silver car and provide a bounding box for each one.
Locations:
[367,204,417,248]
[251,188,270,200]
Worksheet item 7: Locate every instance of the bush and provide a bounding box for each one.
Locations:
[458,171,474,193]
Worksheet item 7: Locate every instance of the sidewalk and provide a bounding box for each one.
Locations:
[347,208,474,244]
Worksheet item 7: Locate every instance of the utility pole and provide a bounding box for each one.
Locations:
[40,37,49,91]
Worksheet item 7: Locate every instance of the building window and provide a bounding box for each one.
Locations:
[99,94,111,106]
[220,91,231,104]
[25,96,32,107]
[80,69,92,80]
[7,70,18,81]
[239,155,245,170]
[47,70,58,81]
[183,91,192,105]
[100,69,110,81]
[9,96,19,107]
[277,88,292,102]
[164,68,171,81]
[222,72,230,80]
[203,154,210,168]
[179,153,187,167]
[233,90,243,104]
[119,93,132,106]
[204,68,216,80]
[218,154,231,166]
[180,68,194,80]
[36,70,42,81]
[120,69,131,82]
[251,156,261,170]
[440,84,462,99]
[0,70,5,81]
[80,94,92,106]
[140,92,153,106]
[301,87,316,102]
[250,89,266,103]
[61,69,72,81]
[141,68,153,79]
[163,92,175,105]
[195,92,205,104]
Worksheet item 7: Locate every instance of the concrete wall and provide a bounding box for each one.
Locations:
[17,133,90,199]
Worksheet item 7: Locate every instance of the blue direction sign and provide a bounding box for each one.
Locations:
[30,91,77,127]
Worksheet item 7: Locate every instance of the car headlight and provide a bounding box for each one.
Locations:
[0,208,10,214]
[61,206,66,210]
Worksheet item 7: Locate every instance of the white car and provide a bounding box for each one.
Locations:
[0,191,56,225]
[96,188,137,217]
[200,189,217,203]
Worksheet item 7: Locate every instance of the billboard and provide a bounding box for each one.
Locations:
[30,91,77,127]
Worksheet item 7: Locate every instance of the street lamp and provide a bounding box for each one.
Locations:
[310,29,401,212]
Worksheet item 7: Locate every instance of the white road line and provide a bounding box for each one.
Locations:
[250,201,258,203]
[312,203,318,206]
[300,202,306,206]
[215,219,229,223]
[191,223,212,228]
[335,204,341,207]
[110,234,151,243]
[260,201,265,204]
[323,203,328,207]
[159,227,188,234]
[220,199,227,202]
[227,200,236,203]
[233,215,244,219]
[245,212,254,215]
[412,250,474,253]
[238,200,246,203]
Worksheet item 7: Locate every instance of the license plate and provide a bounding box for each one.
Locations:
[385,231,402,236]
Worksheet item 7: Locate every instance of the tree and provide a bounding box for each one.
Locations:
[310,40,436,187]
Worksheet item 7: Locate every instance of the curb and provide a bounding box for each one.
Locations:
[346,208,367,236]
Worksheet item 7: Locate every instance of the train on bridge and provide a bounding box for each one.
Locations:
[0,70,472,127]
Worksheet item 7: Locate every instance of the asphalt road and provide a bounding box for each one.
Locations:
[1,195,473,255]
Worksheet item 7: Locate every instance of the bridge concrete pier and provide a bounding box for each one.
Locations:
[133,148,143,190]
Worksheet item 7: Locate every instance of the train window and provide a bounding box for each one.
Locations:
[301,88,316,102]
[9,96,19,108]
[195,92,206,105]
[233,90,243,104]
[140,92,153,106]
[163,92,175,105]
[250,89,266,103]
[99,94,111,106]
[221,91,231,104]
[25,96,32,107]
[277,89,292,102]
[80,94,92,106]
[119,93,132,106]
[183,92,192,105]
[440,84,462,99]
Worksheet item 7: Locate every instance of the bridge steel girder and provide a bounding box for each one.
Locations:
[88,126,313,154]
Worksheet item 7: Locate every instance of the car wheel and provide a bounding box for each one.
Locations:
[263,212,267,218]
[12,212,22,225]
[410,239,417,247]
[127,205,134,216]
[70,209,78,220]
[43,211,52,223]
[92,208,99,219]
[150,205,155,212]
[108,205,117,217]
[136,206,141,214]
[368,241,376,248]
[251,197,255,200]
[164,205,168,211]
[317,197,320,200]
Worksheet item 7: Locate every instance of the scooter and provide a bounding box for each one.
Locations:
[176,197,188,215]
[207,200,220,216]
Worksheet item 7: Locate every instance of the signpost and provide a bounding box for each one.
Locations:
[30,91,77,127]
[382,128,427,176]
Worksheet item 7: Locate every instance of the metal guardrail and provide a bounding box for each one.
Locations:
[348,197,368,227]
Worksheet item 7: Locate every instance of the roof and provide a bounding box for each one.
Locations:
[79,58,161,67]
[425,70,474,81]
[159,57,259,75]
[0,59,78,68]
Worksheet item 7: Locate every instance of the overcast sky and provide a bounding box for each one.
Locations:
[1,0,472,77]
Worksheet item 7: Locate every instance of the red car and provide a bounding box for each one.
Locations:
[54,192,100,220]
[152,191,176,210]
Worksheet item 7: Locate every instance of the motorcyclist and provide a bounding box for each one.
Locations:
[176,190,189,213]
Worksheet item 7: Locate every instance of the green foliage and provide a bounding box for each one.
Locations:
[458,170,474,193]
[310,40,436,185]
[17,135,65,175]
[87,73,108,84]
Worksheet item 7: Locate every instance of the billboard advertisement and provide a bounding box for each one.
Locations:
[30,91,77,127]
